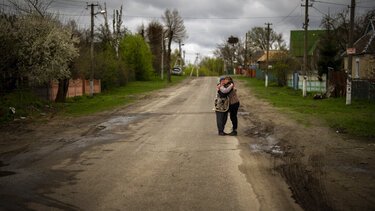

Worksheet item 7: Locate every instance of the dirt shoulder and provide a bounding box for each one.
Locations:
[236,79,375,211]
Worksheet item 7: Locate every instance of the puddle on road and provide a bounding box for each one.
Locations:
[237,112,250,116]
[248,135,285,155]
[96,114,149,131]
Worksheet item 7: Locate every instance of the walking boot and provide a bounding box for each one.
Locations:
[228,130,237,136]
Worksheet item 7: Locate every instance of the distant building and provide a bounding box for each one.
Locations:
[289,30,326,71]
[343,19,375,80]
[257,50,288,70]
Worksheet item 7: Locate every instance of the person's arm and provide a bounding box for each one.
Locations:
[219,83,233,93]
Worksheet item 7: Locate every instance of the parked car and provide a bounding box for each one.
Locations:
[171,66,182,76]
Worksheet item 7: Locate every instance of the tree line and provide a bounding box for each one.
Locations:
[0,0,187,102]
[210,9,374,87]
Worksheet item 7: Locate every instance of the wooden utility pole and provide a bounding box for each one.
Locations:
[245,32,248,69]
[265,23,272,87]
[88,3,99,97]
[302,0,311,97]
[346,0,355,105]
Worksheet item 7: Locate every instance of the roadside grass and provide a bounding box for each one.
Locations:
[0,89,53,123]
[0,75,187,122]
[61,75,187,115]
[236,76,375,138]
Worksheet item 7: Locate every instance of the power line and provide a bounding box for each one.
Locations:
[313,0,374,8]
[312,0,347,6]
[276,4,300,24]
[312,5,326,16]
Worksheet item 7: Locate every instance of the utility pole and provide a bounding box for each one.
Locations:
[245,32,248,70]
[161,35,164,80]
[302,0,312,97]
[265,23,272,87]
[183,50,185,74]
[346,0,355,105]
[196,53,199,77]
[88,3,99,98]
[178,40,184,73]
[190,53,199,77]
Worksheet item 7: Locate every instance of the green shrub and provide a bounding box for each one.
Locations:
[119,34,154,81]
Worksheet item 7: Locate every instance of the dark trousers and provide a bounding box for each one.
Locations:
[229,102,240,131]
[216,111,228,132]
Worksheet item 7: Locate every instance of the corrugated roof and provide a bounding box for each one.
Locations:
[353,19,375,55]
[257,50,288,62]
[290,30,326,57]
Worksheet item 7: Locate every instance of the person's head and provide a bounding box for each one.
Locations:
[224,76,233,85]
[219,78,225,86]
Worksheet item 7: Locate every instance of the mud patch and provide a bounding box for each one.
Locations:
[241,107,333,210]
[275,154,334,211]
[0,161,16,177]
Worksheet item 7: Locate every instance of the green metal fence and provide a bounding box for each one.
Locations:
[352,79,375,100]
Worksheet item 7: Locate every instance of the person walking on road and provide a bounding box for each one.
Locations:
[225,76,240,136]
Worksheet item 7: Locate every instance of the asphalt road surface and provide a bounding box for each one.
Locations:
[0,77,301,210]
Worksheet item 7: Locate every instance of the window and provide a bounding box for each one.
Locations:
[355,58,360,78]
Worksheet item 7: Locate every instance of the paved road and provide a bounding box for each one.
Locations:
[0,77,301,210]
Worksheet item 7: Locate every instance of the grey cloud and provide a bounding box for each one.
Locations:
[39,0,375,61]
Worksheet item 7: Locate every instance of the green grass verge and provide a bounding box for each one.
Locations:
[0,75,187,122]
[236,76,375,138]
[61,75,187,115]
[0,89,53,123]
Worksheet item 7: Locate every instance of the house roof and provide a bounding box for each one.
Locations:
[257,50,288,63]
[290,30,326,57]
[352,19,375,55]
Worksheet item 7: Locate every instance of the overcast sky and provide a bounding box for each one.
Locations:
[4,0,375,63]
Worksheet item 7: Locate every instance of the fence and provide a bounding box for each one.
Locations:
[287,72,326,92]
[32,78,101,101]
[352,79,375,100]
[255,69,276,82]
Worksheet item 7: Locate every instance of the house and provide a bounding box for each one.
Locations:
[343,19,375,80]
[289,30,326,70]
[256,50,288,82]
[257,50,288,70]
[343,19,375,100]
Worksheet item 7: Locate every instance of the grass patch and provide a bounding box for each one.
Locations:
[236,76,375,138]
[60,75,187,115]
[0,89,54,123]
[0,75,187,122]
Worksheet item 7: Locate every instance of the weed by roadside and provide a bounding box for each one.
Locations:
[236,76,375,138]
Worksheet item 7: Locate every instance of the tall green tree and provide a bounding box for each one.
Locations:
[119,34,154,81]
[200,57,224,75]
[146,20,164,75]
[317,14,342,77]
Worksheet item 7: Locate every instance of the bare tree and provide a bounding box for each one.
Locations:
[162,9,187,82]
[9,0,52,17]
[98,3,123,59]
[113,5,123,59]
[246,26,285,51]
[98,3,113,47]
